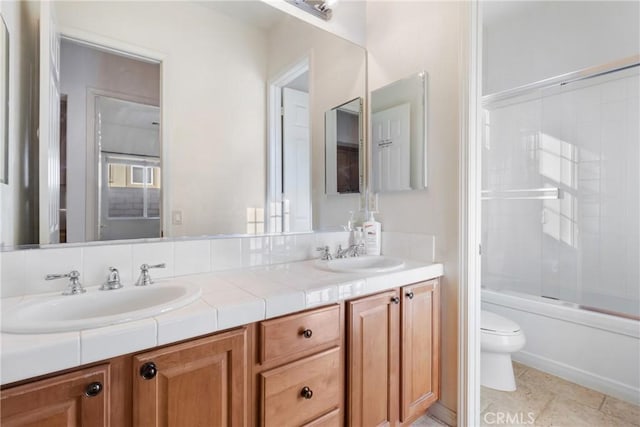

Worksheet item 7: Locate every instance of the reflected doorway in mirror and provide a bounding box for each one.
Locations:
[370,71,428,192]
[267,56,312,233]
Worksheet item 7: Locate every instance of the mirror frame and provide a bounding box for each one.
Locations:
[0,14,9,184]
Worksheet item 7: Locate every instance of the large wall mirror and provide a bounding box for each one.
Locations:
[371,71,427,192]
[0,14,8,184]
[9,1,365,247]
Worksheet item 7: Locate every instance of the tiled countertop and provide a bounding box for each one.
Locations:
[0,259,443,385]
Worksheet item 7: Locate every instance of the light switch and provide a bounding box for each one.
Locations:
[172,210,183,225]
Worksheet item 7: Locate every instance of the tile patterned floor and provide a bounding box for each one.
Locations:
[480,362,640,427]
[412,414,450,426]
[410,362,639,426]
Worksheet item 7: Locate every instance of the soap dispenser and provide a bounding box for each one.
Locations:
[362,212,381,255]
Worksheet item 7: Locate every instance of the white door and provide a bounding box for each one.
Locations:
[372,103,411,192]
[38,1,61,244]
[282,87,311,232]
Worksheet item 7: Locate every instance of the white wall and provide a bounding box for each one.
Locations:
[483,1,640,95]
[59,41,160,243]
[55,1,268,237]
[267,14,366,231]
[366,0,463,416]
[0,1,39,247]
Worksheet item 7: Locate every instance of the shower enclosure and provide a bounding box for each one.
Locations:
[481,61,639,320]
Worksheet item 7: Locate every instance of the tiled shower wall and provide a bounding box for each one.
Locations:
[0,231,435,298]
[482,67,639,317]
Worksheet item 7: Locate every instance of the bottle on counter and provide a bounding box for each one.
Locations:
[362,212,381,256]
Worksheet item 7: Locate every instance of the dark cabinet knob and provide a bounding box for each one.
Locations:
[140,362,157,380]
[302,329,313,339]
[406,291,414,299]
[391,296,400,304]
[84,381,103,397]
[300,386,313,399]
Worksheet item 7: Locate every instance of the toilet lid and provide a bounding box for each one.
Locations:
[481,311,520,334]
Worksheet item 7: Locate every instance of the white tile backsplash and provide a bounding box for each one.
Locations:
[24,247,83,295]
[211,238,243,271]
[242,236,270,267]
[174,240,211,276]
[82,244,133,288]
[132,242,174,279]
[1,231,435,299]
[270,235,298,264]
[0,250,26,298]
[381,232,435,263]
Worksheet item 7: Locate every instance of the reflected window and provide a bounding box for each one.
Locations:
[106,161,160,219]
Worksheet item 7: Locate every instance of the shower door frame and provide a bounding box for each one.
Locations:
[459,1,483,427]
[462,5,640,424]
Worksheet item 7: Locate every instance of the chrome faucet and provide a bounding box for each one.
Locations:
[45,270,85,295]
[316,246,333,261]
[100,267,123,290]
[135,263,166,286]
[335,243,365,259]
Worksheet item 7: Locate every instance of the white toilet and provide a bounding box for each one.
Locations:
[480,310,526,391]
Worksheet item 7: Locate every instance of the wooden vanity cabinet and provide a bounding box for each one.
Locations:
[0,364,111,427]
[399,280,440,424]
[346,279,440,427]
[252,304,344,427]
[346,289,400,426]
[132,327,248,427]
[1,278,440,427]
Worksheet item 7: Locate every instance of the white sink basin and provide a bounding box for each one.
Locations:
[2,281,202,334]
[316,256,405,274]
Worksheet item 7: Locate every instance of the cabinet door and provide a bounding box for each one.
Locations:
[133,328,247,427]
[1,364,110,427]
[347,289,399,427]
[400,280,440,423]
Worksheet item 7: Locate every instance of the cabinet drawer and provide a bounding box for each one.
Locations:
[260,305,340,363]
[302,408,341,427]
[261,347,341,427]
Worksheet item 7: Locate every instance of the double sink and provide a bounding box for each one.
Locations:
[1,256,404,335]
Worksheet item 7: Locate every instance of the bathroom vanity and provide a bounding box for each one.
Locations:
[0,260,442,426]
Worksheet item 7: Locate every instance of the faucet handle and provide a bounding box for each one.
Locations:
[141,263,166,271]
[136,263,166,286]
[316,246,332,261]
[46,270,85,295]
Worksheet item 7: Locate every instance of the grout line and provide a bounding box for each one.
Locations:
[534,392,556,423]
[598,395,606,411]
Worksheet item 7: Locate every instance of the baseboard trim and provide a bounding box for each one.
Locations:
[428,402,457,426]
[514,351,640,405]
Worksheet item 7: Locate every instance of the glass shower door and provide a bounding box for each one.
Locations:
[482,64,640,318]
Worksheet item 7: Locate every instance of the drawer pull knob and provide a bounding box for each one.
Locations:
[391,296,400,304]
[85,381,103,397]
[140,362,158,380]
[302,329,313,339]
[300,386,314,399]
[406,291,414,299]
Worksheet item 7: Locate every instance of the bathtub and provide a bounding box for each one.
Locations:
[482,288,640,405]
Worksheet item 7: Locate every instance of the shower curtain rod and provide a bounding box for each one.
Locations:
[482,54,640,106]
